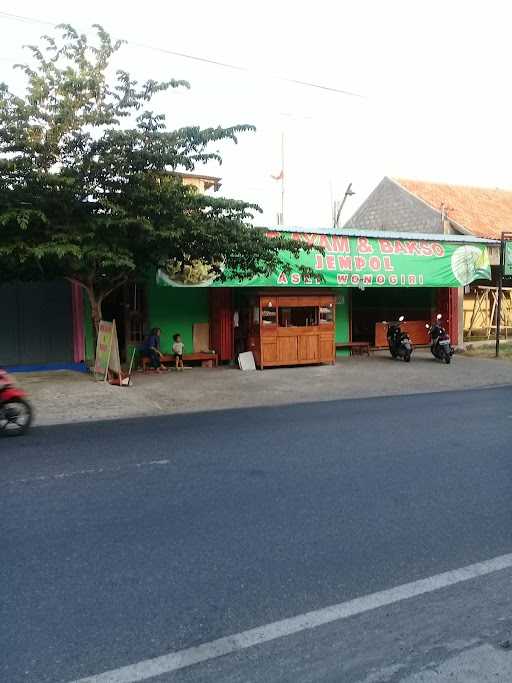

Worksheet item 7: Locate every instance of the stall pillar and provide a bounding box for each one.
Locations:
[71,282,86,363]
[209,289,234,362]
[457,287,465,348]
[437,288,460,347]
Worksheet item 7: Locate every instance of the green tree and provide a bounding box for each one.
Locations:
[0,24,311,333]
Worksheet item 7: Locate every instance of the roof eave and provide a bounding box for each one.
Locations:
[261,225,499,245]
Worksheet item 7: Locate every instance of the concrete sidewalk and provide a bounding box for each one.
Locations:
[14,349,512,427]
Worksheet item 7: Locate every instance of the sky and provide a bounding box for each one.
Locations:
[1,0,511,228]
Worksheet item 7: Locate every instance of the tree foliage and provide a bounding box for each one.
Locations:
[0,24,309,330]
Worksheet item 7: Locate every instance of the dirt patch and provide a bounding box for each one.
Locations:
[463,343,512,359]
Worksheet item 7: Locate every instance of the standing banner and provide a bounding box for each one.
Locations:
[505,241,512,277]
[94,320,121,381]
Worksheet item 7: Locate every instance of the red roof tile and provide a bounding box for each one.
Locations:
[394,178,512,239]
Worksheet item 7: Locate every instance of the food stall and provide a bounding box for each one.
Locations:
[246,292,336,368]
[153,229,494,370]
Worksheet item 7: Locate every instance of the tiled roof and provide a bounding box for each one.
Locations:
[395,178,512,239]
[343,177,442,234]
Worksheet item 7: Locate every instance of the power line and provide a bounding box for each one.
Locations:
[0,10,54,26]
[129,39,364,97]
[0,10,365,99]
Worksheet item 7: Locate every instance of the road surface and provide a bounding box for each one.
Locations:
[1,386,512,682]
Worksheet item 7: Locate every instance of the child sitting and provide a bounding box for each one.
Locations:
[172,333,185,371]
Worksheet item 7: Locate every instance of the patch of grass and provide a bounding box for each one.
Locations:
[463,342,512,359]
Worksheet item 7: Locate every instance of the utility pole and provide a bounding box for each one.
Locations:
[273,131,285,226]
[280,131,285,226]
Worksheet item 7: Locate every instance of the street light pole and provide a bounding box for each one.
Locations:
[280,131,285,226]
[334,182,355,229]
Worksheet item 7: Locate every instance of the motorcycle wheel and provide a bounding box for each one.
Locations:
[444,355,451,365]
[0,398,32,436]
[404,352,411,362]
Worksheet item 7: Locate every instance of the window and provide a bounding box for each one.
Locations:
[126,283,147,344]
[129,316,145,344]
[319,305,334,324]
[261,304,277,326]
[278,306,318,327]
[279,307,292,327]
[253,306,260,326]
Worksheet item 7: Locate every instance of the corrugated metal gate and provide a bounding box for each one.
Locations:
[0,281,74,366]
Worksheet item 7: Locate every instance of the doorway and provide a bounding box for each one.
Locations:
[351,287,435,346]
[102,283,147,362]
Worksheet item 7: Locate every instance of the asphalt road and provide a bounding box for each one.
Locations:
[1,386,512,682]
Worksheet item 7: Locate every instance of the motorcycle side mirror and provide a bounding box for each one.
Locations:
[398,315,405,322]
[436,313,442,320]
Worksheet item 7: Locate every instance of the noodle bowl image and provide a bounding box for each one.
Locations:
[161,259,223,287]
[450,246,490,285]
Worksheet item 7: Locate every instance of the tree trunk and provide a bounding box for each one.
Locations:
[85,287,103,351]
[66,277,125,359]
[91,296,103,335]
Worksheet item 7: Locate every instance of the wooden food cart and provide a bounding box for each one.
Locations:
[246,293,336,368]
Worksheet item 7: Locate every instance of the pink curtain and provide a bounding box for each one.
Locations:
[71,282,85,362]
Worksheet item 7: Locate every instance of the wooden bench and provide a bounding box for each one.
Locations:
[335,341,371,356]
[141,352,218,371]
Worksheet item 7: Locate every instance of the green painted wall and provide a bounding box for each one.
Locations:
[146,283,209,355]
[82,285,209,366]
[335,288,350,356]
[148,285,350,360]
[149,285,350,358]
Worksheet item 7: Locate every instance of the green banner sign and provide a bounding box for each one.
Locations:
[505,241,512,277]
[157,233,491,289]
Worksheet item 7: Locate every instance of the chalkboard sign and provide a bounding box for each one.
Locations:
[94,320,121,381]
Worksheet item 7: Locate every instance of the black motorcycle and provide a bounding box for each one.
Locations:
[426,314,454,364]
[384,315,413,362]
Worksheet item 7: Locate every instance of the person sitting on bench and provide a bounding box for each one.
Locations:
[141,328,167,372]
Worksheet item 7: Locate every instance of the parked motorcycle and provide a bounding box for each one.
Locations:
[425,314,454,364]
[384,315,413,362]
[0,369,32,436]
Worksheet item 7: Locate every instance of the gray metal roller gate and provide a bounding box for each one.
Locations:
[0,281,74,367]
